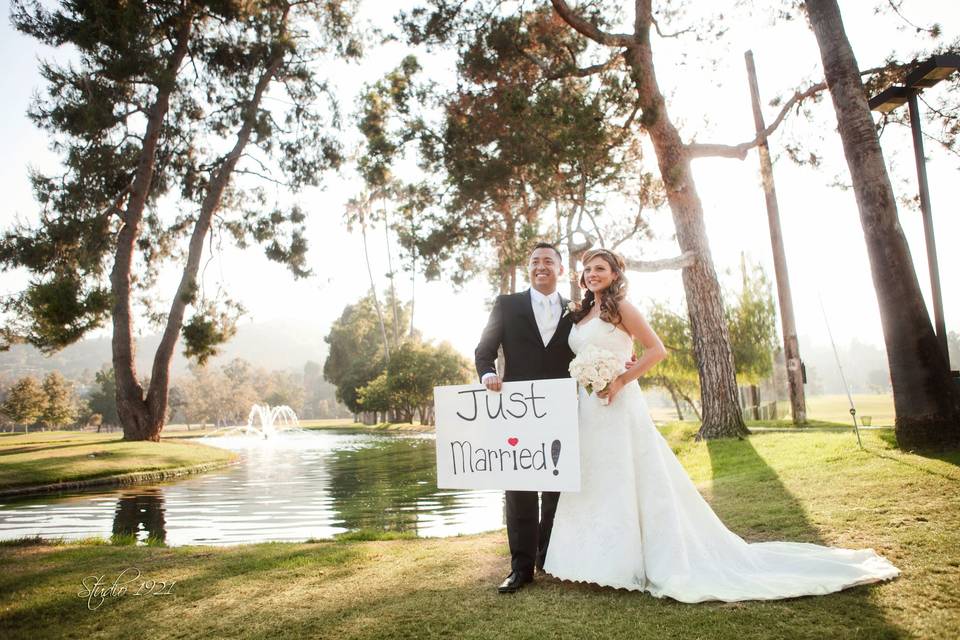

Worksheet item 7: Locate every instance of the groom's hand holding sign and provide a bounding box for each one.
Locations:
[483,374,502,392]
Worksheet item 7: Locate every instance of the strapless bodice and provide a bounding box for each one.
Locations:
[568,317,634,361]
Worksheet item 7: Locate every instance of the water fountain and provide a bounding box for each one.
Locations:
[199,404,306,445]
[242,404,300,439]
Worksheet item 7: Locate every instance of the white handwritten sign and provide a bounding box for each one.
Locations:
[433,378,580,491]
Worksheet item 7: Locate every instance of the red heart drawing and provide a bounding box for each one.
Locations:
[507,437,519,446]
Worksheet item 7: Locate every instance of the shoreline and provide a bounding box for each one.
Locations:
[302,422,435,434]
[0,424,434,500]
[0,457,242,500]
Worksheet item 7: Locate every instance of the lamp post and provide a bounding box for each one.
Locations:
[868,53,959,368]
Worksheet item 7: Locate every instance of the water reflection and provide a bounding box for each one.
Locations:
[112,489,166,544]
[0,430,504,545]
[326,437,457,534]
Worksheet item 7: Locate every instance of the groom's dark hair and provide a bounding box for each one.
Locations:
[530,241,563,263]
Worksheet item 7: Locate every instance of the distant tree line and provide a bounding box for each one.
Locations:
[0,372,78,432]
[0,359,351,433]
[170,359,350,428]
[324,294,472,425]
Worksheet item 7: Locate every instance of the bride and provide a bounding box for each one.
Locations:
[542,248,899,602]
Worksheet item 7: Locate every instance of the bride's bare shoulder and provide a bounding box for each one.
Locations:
[614,300,654,339]
[609,300,636,335]
[617,300,664,350]
[617,300,646,324]
[618,299,641,316]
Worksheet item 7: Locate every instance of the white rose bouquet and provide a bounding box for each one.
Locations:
[568,345,622,405]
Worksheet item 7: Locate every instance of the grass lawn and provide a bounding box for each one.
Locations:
[0,431,238,493]
[648,393,896,427]
[162,418,432,433]
[778,394,896,427]
[300,419,433,433]
[1,427,958,639]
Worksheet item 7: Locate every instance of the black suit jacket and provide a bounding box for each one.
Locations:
[475,289,575,383]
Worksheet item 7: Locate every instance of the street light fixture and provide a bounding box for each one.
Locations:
[869,53,960,370]
[867,85,908,113]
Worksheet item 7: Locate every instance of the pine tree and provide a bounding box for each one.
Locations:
[1,377,46,428]
[40,371,77,428]
[88,368,120,427]
[3,1,360,441]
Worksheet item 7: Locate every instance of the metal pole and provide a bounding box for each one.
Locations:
[745,50,807,424]
[906,90,949,364]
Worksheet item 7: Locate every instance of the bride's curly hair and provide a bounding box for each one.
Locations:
[570,248,628,326]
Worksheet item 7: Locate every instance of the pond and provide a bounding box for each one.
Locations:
[0,429,505,545]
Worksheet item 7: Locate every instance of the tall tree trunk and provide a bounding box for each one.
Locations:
[625,4,746,440]
[677,387,703,422]
[361,204,391,363]
[804,0,960,450]
[564,202,588,301]
[667,384,685,421]
[409,237,417,337]
[551,0,747,440]
[497,220,511,295]
[382,198,401,344]
[111,14,194,441]
[500,205,518,294]
[141,50,287,441]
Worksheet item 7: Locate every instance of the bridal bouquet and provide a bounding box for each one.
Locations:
[569,345,622,405]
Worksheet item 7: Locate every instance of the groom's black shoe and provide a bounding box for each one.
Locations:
[497,572,533,594]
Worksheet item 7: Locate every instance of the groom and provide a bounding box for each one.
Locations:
[475,242,575,593]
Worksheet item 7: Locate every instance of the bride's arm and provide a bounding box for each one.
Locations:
[598,301,668,401]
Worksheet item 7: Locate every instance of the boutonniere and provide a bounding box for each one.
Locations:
[563,300,581,319]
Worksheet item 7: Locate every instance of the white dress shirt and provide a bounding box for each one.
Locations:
[529,287,561,347]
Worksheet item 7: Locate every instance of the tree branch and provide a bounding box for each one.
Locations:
[611,202,646,249]
[233,167,292,187]
[522,48,621,80]
[686,81,826,159]
[686,65,889,160]
[549,0,637,47]
[884,0,940,37]
[548,52,621,79]
[624,251,696,272]
[650,15,693,39]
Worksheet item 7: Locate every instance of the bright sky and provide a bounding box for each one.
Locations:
[1,1,958,369]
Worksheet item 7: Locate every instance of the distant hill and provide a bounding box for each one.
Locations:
[0,318,329,381]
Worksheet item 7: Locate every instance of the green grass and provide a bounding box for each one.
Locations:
[301,419,433,433]
[778,394,897,426]
[746,418,854,429]
[165,418,432,433]
[2,428,958,639]
[294,418,357,429]
[0,431,238,492]
[648,393,896,427]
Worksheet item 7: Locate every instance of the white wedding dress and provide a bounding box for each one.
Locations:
[543,317,899,602]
